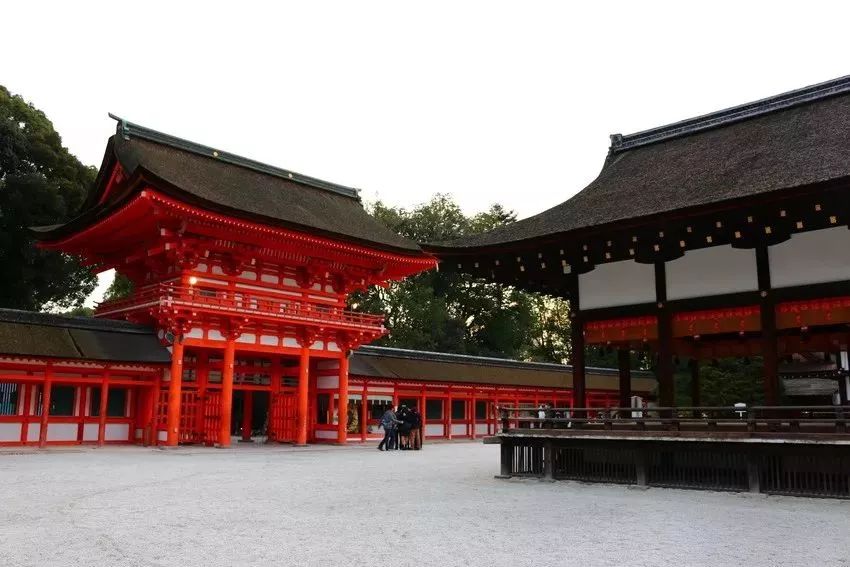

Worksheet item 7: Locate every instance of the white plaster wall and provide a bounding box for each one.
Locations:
[578,260,656,310]
[46,423,77,442]
[27,423,40,442]
[158,430,167,442]
[770,226,850,288]
[450,423,467,436]
[425,424,445,437]
[105,424,130,441]
[666,245,758,300]
[475,423,489,435]
[260,335,279,346]
[315,430,338,440]
[0,422,21,442]
[82,423,98,442]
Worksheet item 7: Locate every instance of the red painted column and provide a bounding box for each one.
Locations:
[219,338,236,447]
[39,365,53,448]
[337,353,350,444]
[241,390,253,442]
[20,383,32,444]
[296,346,310,446]
[166,338,184,446]
[447,393,453,440]
[360,388,368,443]
[97,374,110,446]
[470,392,476,440]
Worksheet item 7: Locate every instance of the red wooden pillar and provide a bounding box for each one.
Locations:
[360,388,368,443]
[166,338,184,446]
[419,390,426,447]
[97,373,110,446]
[296,345,310,446]
[20,383,32,444]
[39,365,54,448]
[470,391,476,440]
[241,390,253,442]
[337,353,350,444]
[219,338,236,447]
[447,392,453,440]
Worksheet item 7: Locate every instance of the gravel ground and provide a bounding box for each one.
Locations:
[0,442,848,567]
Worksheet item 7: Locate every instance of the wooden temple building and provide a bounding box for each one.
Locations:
[425,76,850,498]
[0,118,651,448]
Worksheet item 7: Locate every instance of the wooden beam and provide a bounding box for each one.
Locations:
[38,364,53,448]
[97,373,110,446]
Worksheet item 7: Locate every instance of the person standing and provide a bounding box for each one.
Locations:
[409,405,422,450]
[377,405,401,451]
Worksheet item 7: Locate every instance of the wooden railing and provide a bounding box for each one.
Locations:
[95,283,385,330]
[496,405,849,435]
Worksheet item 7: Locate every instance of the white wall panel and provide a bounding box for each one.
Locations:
[315,430,337,439]
[474,423,489,435]
[82,423,98,441]
[105,424,130,441]
[666,245,758,300]
[425,424,445,437]
[0,422,21,441]
[46,423,77,442]
[450,423,467,436]
[770,227,850,288]
[578,260,656,310]
[27,423,40,442]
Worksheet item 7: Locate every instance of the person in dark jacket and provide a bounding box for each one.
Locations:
[377,405,401,451]
[409,406,422,450]
[397,405,412,449]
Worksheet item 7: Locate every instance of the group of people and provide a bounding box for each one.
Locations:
[377,404,423,451]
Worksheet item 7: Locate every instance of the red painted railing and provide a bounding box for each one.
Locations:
[95,283,385,330]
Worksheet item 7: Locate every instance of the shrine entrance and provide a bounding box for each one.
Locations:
[232,390,270,442]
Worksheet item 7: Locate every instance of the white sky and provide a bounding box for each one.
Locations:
[3,1,850,306]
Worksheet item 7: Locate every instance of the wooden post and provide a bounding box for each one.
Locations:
[20,383,32,444]
[419,391,426,448]
[569,277,587,417]
[655,262,675,410]
[296,345,310,446]
[337,353,350,444]
[543,440,554,481]
[470,392,477,440]
[241,390,253,442]
[756,245,779,406]
[97,374,110,446]
[166,338,184,446]
[360,388,368,443]
[498,440,512,478]
[38,365,53,448]
[219,338,236,447]
[618,349,631,417]
[447,393,453,440]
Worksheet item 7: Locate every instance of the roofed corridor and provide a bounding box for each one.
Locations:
[1,442,847,567]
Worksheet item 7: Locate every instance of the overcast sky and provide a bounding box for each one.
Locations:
[3,1,849,306]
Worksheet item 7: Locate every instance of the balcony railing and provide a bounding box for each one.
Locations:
[95,283,385,330]
[496,405,849,436]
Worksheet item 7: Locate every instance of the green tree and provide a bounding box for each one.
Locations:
[354,194,572,361]
[0,86,97,310]
[103,272,133,302]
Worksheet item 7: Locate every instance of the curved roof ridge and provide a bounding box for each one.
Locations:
[610,74,850,152]
[109,114,360,200]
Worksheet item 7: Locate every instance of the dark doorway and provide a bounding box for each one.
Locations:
[232,391,270,438]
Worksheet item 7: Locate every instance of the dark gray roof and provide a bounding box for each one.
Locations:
[34,118,423,254]
[350,345,655,391]
[0,309,170,364]
[426,75,850,251]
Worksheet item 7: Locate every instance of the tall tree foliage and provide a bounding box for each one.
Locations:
[351,194,573,362]
[0,86,97,310]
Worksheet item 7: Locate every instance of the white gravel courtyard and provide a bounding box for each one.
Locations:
[1,442,848,567]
